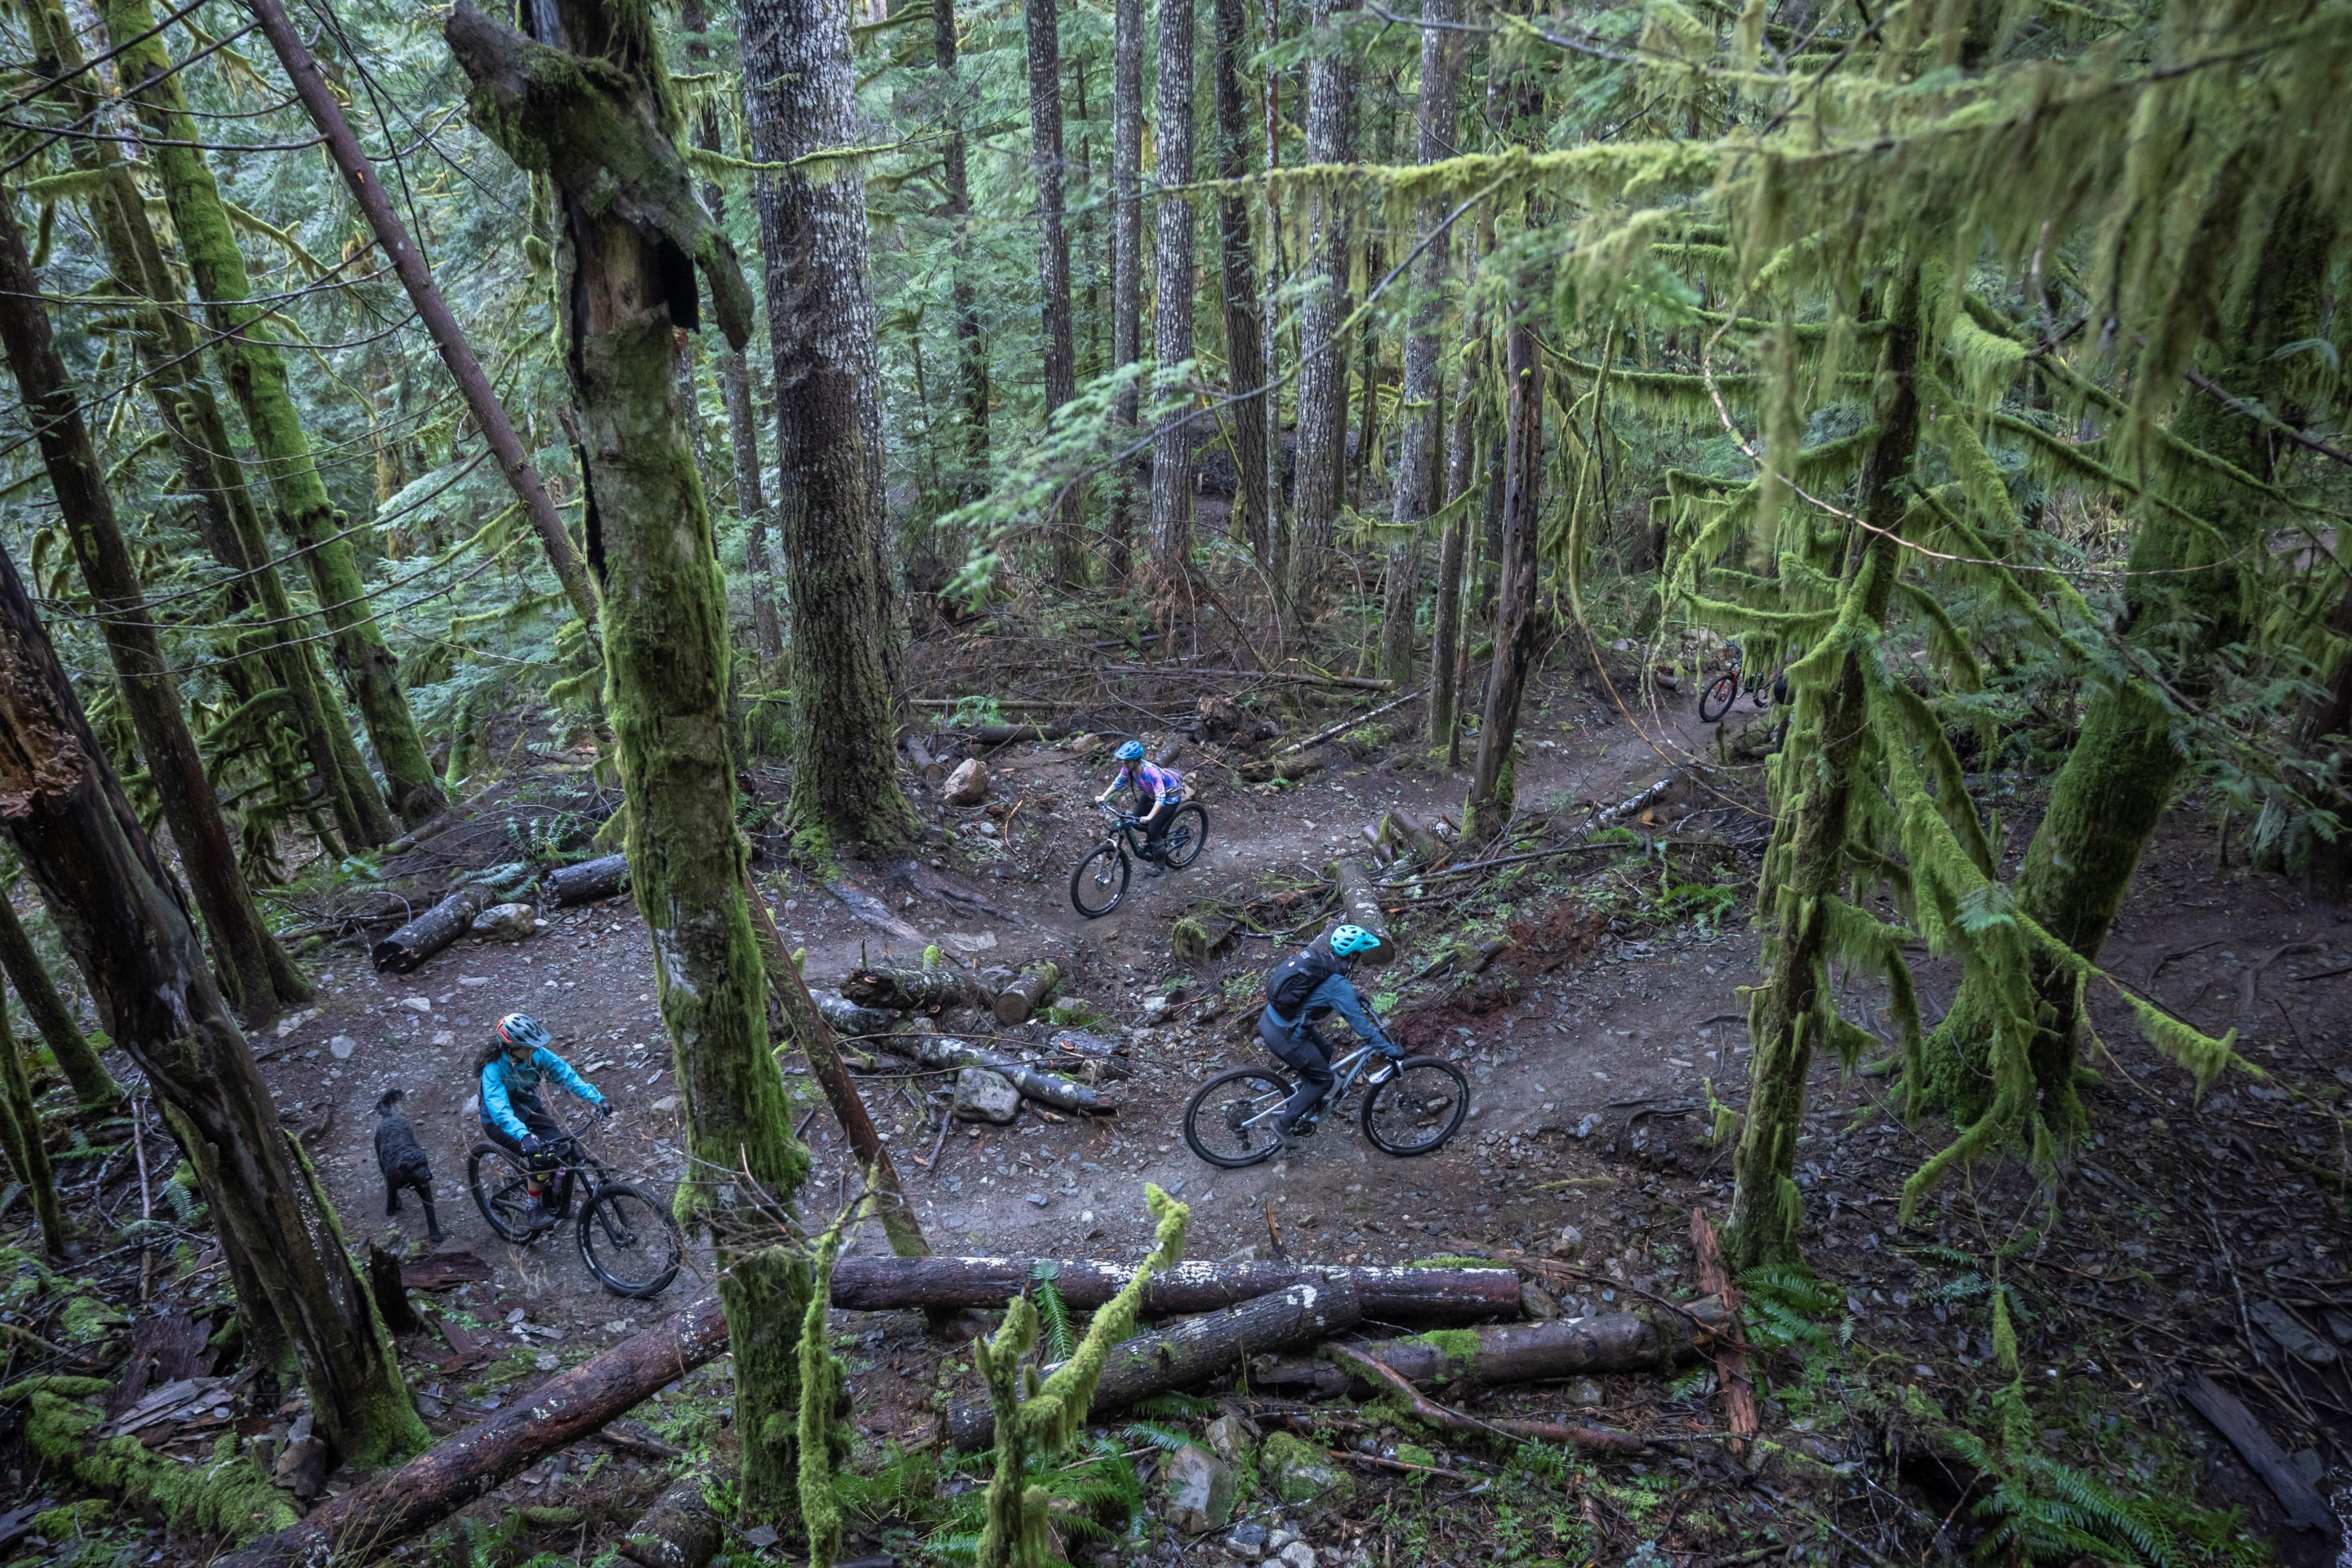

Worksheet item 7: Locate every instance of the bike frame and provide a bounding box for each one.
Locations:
[1230,1041,1395,1134]
[1095,798,1182,856]
[529,1110,618,1211]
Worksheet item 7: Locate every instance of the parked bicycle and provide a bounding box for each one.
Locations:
[1698,642,1785,724]
[1070,800,1209,918]
[468,1107,684,1298]
[1183,1041,1470,1168]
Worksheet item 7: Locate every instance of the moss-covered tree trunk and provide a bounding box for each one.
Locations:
[0,514,421,1464]
[103,0,443,826]
[1290,0,1353,611]
[19,0,392,852]
[0,194,307,1020]
[1212,0,1268,564]
[1026,0,1086,588]
[1107,0,1143,585]
[741,0,917,851]
[1922,194,2335,1124]
[1463,323,1542,839]
[0,867,117,1108]
[1147,0,1198,587]
[1724,274,1922,1273]
[933,0,991,502]
[0,992,65,1258]
[1428,271,1484,751]
[447,0,813,1523]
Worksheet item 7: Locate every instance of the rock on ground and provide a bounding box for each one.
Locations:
[1160,1442,1237,1535]
[951,1067,1021,1124]
[471,903,538,942]
[942,759,990,806]
[1260,1431,1354,1507]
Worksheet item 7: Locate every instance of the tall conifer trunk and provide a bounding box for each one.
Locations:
[1429,243,1483,751]
[0,198,306,1019]
[0,869,118,1108]
[740,0,919,849]
[1725,271,1922,1272]
[1107,0,1145,584]
[1383,2,1462,689]
[0,991,65,1258]
[0,528,421,1463]
[1212,0,1267,564]
[1291,0,1352,609]
[933,0,991,498]
[1463,322,1541,837]
[1026,0,1086,586]
[1149,0,1199,585]
[447,0,813,1523]
[103,0,443,826]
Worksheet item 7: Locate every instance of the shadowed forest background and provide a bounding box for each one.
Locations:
[2,0,2352,1563]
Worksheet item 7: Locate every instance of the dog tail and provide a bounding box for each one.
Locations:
[376,1087,405,1116]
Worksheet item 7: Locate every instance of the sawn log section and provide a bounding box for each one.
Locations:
[828,1254,1522,1321]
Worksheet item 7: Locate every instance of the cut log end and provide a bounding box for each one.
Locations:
[991,959,1061,1025]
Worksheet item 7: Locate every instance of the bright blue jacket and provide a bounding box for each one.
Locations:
[1266,971,1397,1053]
[480,1047,604,1141]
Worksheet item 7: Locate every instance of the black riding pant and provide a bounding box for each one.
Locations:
[1258,1008,1336,1126]
[480,1093,563,1187]
[1138,791,1171,859]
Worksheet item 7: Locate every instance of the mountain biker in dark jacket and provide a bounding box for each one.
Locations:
[477,1012,609,1233]
[1095,739,1182,872]
[1258,925,1401,1134]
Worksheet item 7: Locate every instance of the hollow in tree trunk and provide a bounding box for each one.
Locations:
[1724,270,1922,1273]
[1107,0,1143,585]
[0,194,307,1020]
[102,0,443,825]
[1026,0,1086,587]
[741,0,919,853]
[1147,0,1198,594]
[446,0,813,1526]
[0,529,421,1464]
[1463,323,1542,840]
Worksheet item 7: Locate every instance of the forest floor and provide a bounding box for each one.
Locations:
[10,646,2352,1568]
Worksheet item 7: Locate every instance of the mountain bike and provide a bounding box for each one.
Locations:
[1183,1041,1470,1168]
[467,1107,684,1298]
[1070,799,1209,918]
[1698,643,1784,723]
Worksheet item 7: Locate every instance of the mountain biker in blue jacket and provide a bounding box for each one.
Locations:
[1095,739,1182,873]
[477,1012,609,1233]
[1258,925,1401,1135]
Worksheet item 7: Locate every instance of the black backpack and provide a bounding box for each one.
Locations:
[1265,947,1343,1022]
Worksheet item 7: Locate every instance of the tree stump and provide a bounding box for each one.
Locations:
[991,959,1061,1024]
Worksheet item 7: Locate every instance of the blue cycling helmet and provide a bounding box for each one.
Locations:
[1115,740,1146,761]
[496,1013,550,1053]
[1330,924,1381,957]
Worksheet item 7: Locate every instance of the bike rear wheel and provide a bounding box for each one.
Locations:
[467,1143,538,1243]
[1160,803,1209,869]
[578,1183,684,1298]
[1361,1058,1471,1156]
[1070,841,1130,918]
[1183,1067,1294,1168]
[1699,672,1739,723]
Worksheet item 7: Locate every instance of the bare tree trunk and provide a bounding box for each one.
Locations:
[1464,323,1541,840]
[1384,4,1463,691]
[932,0,990,501]
[1107,0,1145,586]
[1428,233,1484,751]
[1213,0,1267,564]
[1076,53,1103,381]
[684,0,783,670]
[0,521,421,1464]
[1263,0,1287,605]
[1290,0,1352,610]
[448,0,812,1526]
[249,0,600,637]
[1026,0,1087,587]
[0,195,306,1020]
[0,992,65,1258]
[103,0,443,825]
[1148,0,1199,590]
[741,0,918,851]
[0,866,117,1108]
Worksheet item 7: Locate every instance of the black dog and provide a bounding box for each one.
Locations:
[374,1089,443,1243]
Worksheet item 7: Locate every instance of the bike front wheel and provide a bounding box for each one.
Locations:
[1699,672,1738,724]
[1361,1058,1471,1156]
[467,1143,538,1244]
[1070,841,1130,918]
[578,1183,684,1298]
[1160,803,1209,869]
[1183,1067,1294,1168]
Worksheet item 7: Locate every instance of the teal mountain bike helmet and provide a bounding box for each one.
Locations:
[1330,924,1381,957]
[1115,740,1146,761]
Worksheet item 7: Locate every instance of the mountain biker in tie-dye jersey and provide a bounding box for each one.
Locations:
[1095,740,1182,873]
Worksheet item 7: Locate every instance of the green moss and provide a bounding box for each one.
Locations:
[26,1392,297,1540]
[31,1501,110,1536]
[1258,1431,1355,1505]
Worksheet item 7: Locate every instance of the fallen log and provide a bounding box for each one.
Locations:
[1324,1344,1646,1454]
[991,959,1061,1025]
[217,1296,730,1568]
[841,964,982,1013]
[1236,746,1338,785]
[372,886,485,973]
[815,995,903,1041]
[1348,1297,1728,1388]
[882,1028,1114,1115]
[1277,688,1424,757]
[948,1278,1361,1449]
[1379,808,1447,868]
[1687,1209,1756,1458]
[547,853,630,906]
[966,721,1073,745]
[1325,856,1393,964]
[828,1256,1520,1321]
[617,1476,723,1568]
[2184,1371,2340,1538]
